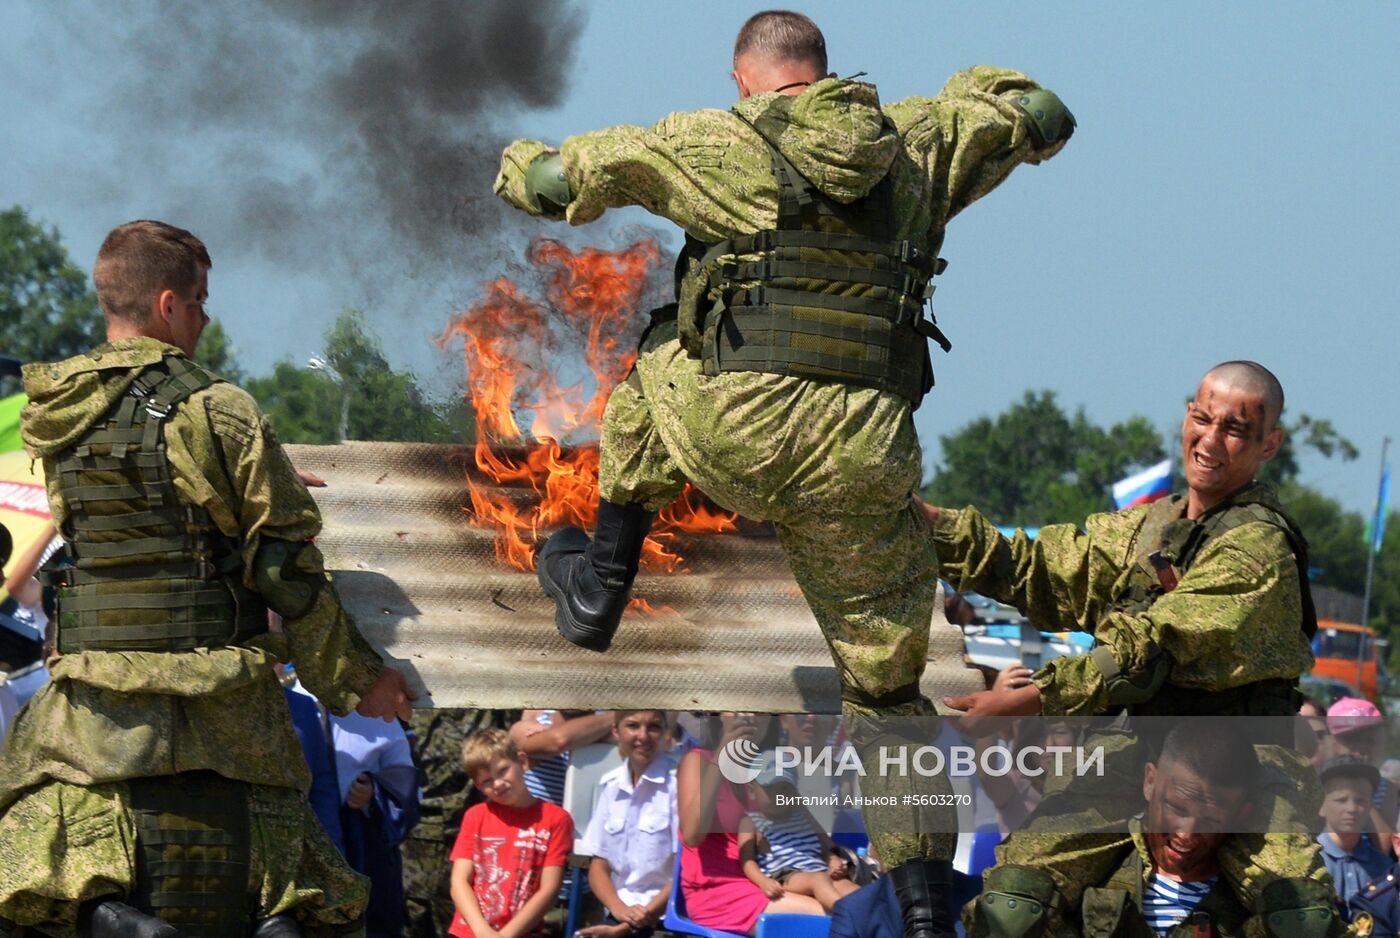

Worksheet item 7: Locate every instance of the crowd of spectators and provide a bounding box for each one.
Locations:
[6,554,1400,936]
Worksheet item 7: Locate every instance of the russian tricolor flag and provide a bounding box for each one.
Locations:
[1112,459,1173,511]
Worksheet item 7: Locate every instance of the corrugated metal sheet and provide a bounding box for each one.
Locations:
[285,442,982,713]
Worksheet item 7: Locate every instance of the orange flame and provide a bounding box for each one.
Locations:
[439,237,738,572]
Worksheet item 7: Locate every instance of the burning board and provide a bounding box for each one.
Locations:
[286,440,983,713]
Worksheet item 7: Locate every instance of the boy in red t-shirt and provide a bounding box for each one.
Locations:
[449,728,574,938]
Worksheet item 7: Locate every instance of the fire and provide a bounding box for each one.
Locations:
[439,237,738,573]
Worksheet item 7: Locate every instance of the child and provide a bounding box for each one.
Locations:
[1317,754,1390,922]
[449,728,574,938]
[739,771,857,913]
[577,710,677,938]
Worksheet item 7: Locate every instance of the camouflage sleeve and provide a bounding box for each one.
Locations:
[1035,522,1310,716]
[885,66,1070,223]
[167,383,382,712]
[931,505,1131,636]
[500,110,773,239]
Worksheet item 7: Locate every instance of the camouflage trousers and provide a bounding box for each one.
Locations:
[967,731,1331,937]
[600,323,950,867]
[402,833,456,938]
[0,776,367,938]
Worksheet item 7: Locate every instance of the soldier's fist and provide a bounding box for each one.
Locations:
[356,666,416,722]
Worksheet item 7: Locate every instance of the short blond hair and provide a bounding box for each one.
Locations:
[462,727,520,778]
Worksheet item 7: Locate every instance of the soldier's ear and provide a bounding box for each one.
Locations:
[1142,762,1156,803]
[1261,425,1284,463]
[152,288,177,325]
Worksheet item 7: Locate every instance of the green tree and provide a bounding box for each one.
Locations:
[0,206,103,395]
[1258,414,1359,486]
[245,362,342,444]
[921,390,1167,527]
[1280,481,1369,595]
[248,309,474,445]
[194,318,246,385]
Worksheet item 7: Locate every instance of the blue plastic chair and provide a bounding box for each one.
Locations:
[663,846,749,938]
[755,914,831,938]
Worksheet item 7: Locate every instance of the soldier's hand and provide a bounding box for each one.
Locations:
[356,666,417,722]
[992,665,1034,694]
[296,469,327,488]
[916,499,940,529]
[944,685,1041,738]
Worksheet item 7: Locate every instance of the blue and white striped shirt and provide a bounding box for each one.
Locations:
[1143,874,1216,936]
[522,710,569,806]
[748,812,827,876]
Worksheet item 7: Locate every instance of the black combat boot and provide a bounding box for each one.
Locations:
[252,914,303,937]
[78,900,181,938]
[537,498,656,651]
[888,859,957,938]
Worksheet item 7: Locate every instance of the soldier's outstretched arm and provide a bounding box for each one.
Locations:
[1034,522,1307,716]
[885,65,1074,222]
[928,502,1129,637]
[494,109,766,239]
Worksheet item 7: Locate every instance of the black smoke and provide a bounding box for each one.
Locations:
[43,0,583,281]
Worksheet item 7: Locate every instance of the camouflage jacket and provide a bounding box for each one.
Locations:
[1,338,382,803]
[497,67,1068,247]
[1081,821,1250,937]
[932,485,1313,716]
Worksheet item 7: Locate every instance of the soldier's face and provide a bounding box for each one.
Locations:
[1142,759,1249,880]
[1180,377,1282,509]
[164,265,210,357]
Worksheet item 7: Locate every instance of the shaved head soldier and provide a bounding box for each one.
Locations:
[926,363,1341,937]
[495,10,1074,937]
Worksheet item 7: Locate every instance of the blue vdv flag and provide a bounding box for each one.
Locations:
[1369,463,1391,554]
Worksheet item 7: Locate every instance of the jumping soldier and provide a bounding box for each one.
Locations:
[494,10,1074,937]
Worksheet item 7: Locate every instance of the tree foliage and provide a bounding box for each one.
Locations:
[922,390,1167,527]
[193,318,246,385]
[0,206,102,396]
[1258,414,1360,486]
[247,309,474,445]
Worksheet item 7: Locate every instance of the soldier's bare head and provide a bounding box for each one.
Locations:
[732,11,830,99]
[1181,360,1286,517]
[95,220,212,356]
[1199,360,1284,434]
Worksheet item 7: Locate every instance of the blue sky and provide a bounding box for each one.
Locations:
[2,1,1396,517]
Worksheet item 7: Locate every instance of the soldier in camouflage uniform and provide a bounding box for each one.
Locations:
[0,220,415,938]
[926,362,1342,938]
[401,708,512,938]
[493,12,1073,938]
[1075,722,1264,938]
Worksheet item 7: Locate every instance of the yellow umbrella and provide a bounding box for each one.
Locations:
[0,450,52,588]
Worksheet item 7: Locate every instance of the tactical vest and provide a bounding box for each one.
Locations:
[127,771,252,936]
[1109,485,1316,718]
[676,112,950,408]
[47,354,268,654]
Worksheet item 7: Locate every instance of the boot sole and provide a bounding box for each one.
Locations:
[537,547,616,653]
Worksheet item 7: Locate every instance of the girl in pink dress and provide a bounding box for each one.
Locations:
[678,713,825,936]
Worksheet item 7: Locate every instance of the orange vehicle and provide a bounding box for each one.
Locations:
[1310,619,1380,700]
